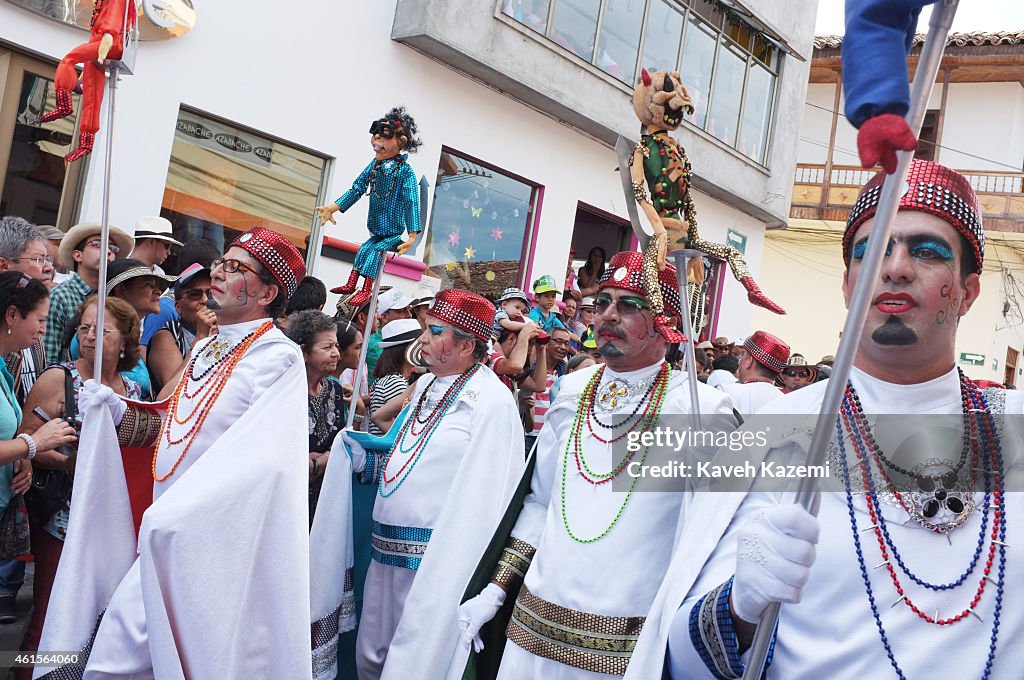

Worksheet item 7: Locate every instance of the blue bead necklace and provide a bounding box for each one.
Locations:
[379,364,480,498]
[836,382,1006,679]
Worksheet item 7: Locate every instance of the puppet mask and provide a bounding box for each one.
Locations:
[370,118,405,160]
[632,69,695,131]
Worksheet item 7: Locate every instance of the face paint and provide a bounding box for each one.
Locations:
[871,316,919,346]
[935,282,962,325]
[429,324,446,336]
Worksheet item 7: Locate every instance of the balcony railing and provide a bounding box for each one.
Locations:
[792,163,1024,230]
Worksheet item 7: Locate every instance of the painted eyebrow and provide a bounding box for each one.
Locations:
[852,233,954,252]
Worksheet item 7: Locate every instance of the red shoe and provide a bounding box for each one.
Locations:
[741,276,785,315]
[65,131,95,163]
[38,88,73,124]
[347,276,375,309]
[330,268,360,295]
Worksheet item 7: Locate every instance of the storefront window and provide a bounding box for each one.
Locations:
[0,69,82,225]
[549,0,601,62]
[640,0,684,74]
[160,108,328,259]
[501,0,781,166]
[422,150,538,299]
[595,0,645,83]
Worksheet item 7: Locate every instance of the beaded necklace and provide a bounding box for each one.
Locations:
[835,380,1006,679]
[152,321,273,482]
[365,158,403,200]
[561,364,670,543]
[379,364,480,498]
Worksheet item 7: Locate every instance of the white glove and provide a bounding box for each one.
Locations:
[457,583,506,653]
[339,429,367,474]
[731,503,819,624]
[79,379,127,425]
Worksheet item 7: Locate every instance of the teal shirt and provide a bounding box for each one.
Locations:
[0,364,23,513]
[365,331,383,379]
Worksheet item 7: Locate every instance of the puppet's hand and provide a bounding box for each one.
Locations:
[395,234,417,256]
[857,113,918,175]
[97,33,114,64]
[316,204,339,226]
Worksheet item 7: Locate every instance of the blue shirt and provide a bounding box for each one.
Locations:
[842,0,931,128]
[528,306,567,334]
[0,364,22,513]
[141,296,178,348]
[336,155,421,238]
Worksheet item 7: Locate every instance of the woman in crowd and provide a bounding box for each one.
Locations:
[146,263,216,391]
[17,295,143,676]
[330,316,366,424]
[367,318,421,436]
[285,310,347,523]
[576,245,606,297]
[0,273,76,569]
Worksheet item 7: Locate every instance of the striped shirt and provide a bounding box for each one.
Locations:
[368,373,409,436]
[529,371,558,436]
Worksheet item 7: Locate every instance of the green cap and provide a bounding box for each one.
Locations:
[532,274,558,294]
[581,326,597,349]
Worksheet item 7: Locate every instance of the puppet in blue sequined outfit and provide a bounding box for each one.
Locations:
[318,107,422,307]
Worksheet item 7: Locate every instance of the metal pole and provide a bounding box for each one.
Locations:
[672,249,702,431]
[93,65,119,383]
[344,259,386,430]
[742,2,958,677]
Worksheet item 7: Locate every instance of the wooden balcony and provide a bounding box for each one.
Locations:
[791,163,1024,232]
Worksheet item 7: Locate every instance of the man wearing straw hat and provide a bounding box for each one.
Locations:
[628,159,1024,679]
[43,221,133,365]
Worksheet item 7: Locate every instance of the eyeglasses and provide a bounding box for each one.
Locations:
[12,255,54,266]
[783,369,810,378]
[84,239,120,254]
[76,324,120,338]
[211,258,259,275]
[593,294,650,317]
[177,288,210,301]
[549,338,571,347]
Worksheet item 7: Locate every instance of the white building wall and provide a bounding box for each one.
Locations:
[0,0,779,319]
[938,82,1024,171]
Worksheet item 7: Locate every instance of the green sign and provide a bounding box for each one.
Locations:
[727,228,747,255]
[959,352,985,366]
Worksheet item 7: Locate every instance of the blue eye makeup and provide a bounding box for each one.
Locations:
[852,238,895,261]
[910,240,954,261]
[428,325,446,336]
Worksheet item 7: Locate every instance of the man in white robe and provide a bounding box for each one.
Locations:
[345,288,526,679]
[34,227,313,679]
[718,331,788,418]
[628,160,1024,679]
[455,251,735,679]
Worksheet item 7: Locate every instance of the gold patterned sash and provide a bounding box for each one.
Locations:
[507,585,645,676]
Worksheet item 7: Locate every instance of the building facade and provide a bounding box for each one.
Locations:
[754,31,1024,385]
[0,0,816,341]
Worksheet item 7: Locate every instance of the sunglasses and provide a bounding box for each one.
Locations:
[593,294,650,317]
[784,370,811,378]
[177,288,210,301]
[369,119,401,139]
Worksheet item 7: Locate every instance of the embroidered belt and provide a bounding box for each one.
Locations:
[370,521,433,570]
[507,585,645,676]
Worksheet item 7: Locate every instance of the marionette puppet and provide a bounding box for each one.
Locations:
[38,0,138,162]
[629,68,785,316]
[317,107,422,308]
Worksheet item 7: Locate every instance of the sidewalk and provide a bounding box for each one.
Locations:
[0,562,33,680]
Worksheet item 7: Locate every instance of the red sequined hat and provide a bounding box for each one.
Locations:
[743,330,790,373]
[230,227,306,298]
[599,251,684,343]
[844,160,984,273]
[428,289,495,342]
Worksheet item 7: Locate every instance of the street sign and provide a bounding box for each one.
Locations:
[727,228,747,255]
[960,352,985,366]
